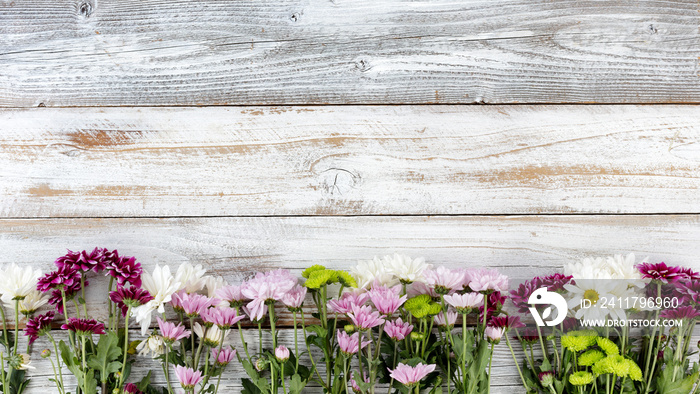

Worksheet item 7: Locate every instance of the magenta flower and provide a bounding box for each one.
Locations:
[479,291,506,322]
[47,279,85,314]
[156,317,190,344]
[484,326,505,343]
[241,269,297,321]
[488,315,525,331]
[24,311,54,344]
[660,306,700,320]
[388,363,436,387]
[433,310,458,327]
[105,255,143,287]
[384,318,413,341]
[637,262,684,283]
[337,330,370,355]
[676,280,700,306]
[61,318,105,335]
[212,347,236,366]
[369,284,407,315]
[275,345,290,362]
[174,365,203,390]
[55,247,108,273]
[37,265,82,292]
[204,307,245,329]
[109,285,153,317]
[347,304,385,330]
[328,291,370,314]
[215,285,247,308]
[123,383,143,394]
[443,292,484,312]
[282,285,307,311]
[679,267,700,281]
[424,267,465,294]
[510,274,573,313]
[467,268,509,293]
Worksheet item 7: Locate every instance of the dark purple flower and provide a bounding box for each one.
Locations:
[660,306,700,321]
[123,383,143,394]
[109,286,153,317]
[676,280,700,306]
[515,328,540,344]
[678,267,700,281]
[488,315,525,330]
[479,291,506,322]
[510,274,573,314]
[37,265,82,292]
[540,273,573,292]
[61,318,105,335]
[55,247,109,273]
[637,262,684,284]
[24,312,54,344]
[47,278,86,314]
[105,255,143,287]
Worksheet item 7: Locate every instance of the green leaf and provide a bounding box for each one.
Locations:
[289,374,307,394]
[87,331,122,384]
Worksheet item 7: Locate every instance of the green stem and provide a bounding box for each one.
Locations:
[0,306,9,352]
[80,273,88,318]
[13,300,19,356]
[118,307,131,388]
[642,284,661,394]
[358,331,365,388]
[1,352,9,394]
[189,317,196,367]
[281,362,287,394]
[107,277,114,331]
[214,370,223,394]
[301,311,326,388]
[81,335,88,394]
[237,322,251,360]
[505,335,529,392]
[462,313,467,390]
[388,343,397,394]
[487,342,494,394]
[293,312,299,373]
[164,345,174,394]
[48,334,65,394]
[269,304,278,349]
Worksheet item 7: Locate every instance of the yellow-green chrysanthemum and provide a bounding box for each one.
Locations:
[561,330,598,352]
[404,295,441,319]
[626,359,643,381]
[578,349,605,366]
[302,265,326,279]
[596,337,619,356]
[569,371,594,386]
[592,355,630,378]
[336,271,357,288]
[304,269,338,289]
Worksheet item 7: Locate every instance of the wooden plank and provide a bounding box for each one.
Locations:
[1,0,698,106]
[2,105,700,217]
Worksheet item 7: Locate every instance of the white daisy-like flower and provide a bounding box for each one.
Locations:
[193,322,229,347]
[175,263,207,294]
[564,257,611,280]
[133,265,182,335]
[203,275,228,298]
[15,354,35,370]
[136,333,166,358]
[0,263,41,304]
[11,290,50,316]
[382,254,432,284]
[351,257,398,289]
[606,254,649,287]
[564,279,635,322]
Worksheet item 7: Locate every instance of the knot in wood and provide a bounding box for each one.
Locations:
[319,168,358,196]
[79,1,93,17]
[647,24,657,34]
[355,59,371,72]
[289,13,299,22]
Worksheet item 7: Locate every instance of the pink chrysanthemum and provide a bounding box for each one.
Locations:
[123,383,143,394]
[241,269,297,321]
[384,318,413,341]
[37,266,82,293]
[423,267,465,294]
[24,311,54,344]
[368,284,407,315]
[660,306,700,320]
[443,292,484,313]
[212,347,236,366]
[388,363,436,387]
[172,292,217,318]
[215,285,247,308]
[282,285,307,311]
[202,307,245,329]
[174,365,203,390]
[157,317,190,344]
[347,304,385,330]
[61,318,105,335]
[479,292,506,322]
[337,330,370,355]
[467,268,509,293]
[433,310,458,327]
[327,292,370,314]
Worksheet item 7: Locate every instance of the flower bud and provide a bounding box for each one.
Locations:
[254,357,268,371]
[275,345,290,362]
[344,324,356,334]
[410,332,424,341]
[41,349,51,359]
[539,371,554,387]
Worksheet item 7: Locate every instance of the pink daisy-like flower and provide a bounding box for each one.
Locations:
[105,255,143,288]
[173,292,217,318]
[212,347,236,366]
[215,285,247,308]
[384,318,413,341]
[433,310,458,327]
[467,268,509,293]
[61,318,105,335]
[423,267,465,295]
[174,365,203,390]
[156,316,190,344]
[388,363,436,387]
[24,311,54,344]
[328,291,370,314]
[282,284,307,311]
[408,281,440,298]
[204,307,245,329]
[488,315,525,331]
[241,269,297,321]
[47,278,85,314]
[443,292,484,313]
[347,304,385,330]
[636,262,684,284]
[484,326,505,343]
[678,267,700,281]
[368,284,407,315]
[275,345,290,361]
[337,330,370,355]
[660,306,700,321]
[109,285,153,317]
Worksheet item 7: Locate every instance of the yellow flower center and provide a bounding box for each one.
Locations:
[583,289,599,305]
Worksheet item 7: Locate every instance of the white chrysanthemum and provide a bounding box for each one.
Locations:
[606,254,649,287]
[11,290,49,315]
[204,275,228,298]
[565,257,611,280]
[564,279,635,322]
[193,322,229,347]
[136,334,165,358]
[351,257,398,289]
[175,263,207,294]
[0,264,41,304]
[382,254,432,284]
[133,265,182,335]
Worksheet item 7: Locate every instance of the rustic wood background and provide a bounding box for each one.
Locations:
[1,0,699,392]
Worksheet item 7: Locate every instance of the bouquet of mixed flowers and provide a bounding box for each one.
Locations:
[506,254,700,394]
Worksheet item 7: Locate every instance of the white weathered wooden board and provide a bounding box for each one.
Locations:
[2,105,700,217]
[1,0,698,106]
[2,214,700,320]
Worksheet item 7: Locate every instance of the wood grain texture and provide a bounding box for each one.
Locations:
[2,105,700,217]
[1,0,698,106]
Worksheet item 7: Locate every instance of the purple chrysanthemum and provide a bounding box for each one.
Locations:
[47,279,86,314]
[678,267,700,281]
[123,383,143,394]
[660,306,700,321]
[24,311,54,344]
[636,262,684,284]
[61,318,105,335]
[109,285,154,316]
[510,274,573,314]
[105,255,143,288]
[675,280,700,306]
[488,315,525,330]
[55,247,108,273]
[479,291,506,322]
[37,265,83,293]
